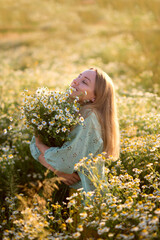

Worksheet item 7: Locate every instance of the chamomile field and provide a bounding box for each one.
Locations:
[0,0,160,239]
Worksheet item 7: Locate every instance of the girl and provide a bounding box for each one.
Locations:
[30,67,120,192]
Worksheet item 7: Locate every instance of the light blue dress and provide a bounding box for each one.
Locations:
[30,110,104,192]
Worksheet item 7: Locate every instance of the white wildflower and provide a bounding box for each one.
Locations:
[72,232,81,238]
[38,125,43,130]
[42,121,47,126]
[66,217,73,223]
[79,212,87,219]
[31,119,36,124]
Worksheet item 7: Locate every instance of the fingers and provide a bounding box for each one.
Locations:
[63,178,78,186]
[57,172,81,186]
[60,173,81,186]
[72,172,81,181]
[59,176,72,186]
[61,179,74,186]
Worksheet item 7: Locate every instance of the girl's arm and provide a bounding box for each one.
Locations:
[35,136,50,155]
[36,137,80,186]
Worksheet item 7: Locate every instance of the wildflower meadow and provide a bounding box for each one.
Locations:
[0,0,160,239]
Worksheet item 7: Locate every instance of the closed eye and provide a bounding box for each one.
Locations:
[82,80,87,85]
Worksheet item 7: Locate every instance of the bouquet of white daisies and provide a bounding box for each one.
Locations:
[20,87,84,147]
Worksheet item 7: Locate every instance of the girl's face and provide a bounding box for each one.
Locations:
[70,70,96,103]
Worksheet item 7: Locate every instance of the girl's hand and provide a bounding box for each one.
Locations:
[57,172,80,186]
[38,154,80,186]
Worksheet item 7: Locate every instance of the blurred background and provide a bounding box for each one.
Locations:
[0,0,160,97]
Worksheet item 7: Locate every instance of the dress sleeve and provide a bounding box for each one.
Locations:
[30,136,41,161]
[44,111,103,171]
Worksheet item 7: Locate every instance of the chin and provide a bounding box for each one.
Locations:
[70,93,78,100]
[71,91,80,97]
[70,92,77,98]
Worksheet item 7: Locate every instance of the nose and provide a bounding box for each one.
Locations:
[72,78,79,86]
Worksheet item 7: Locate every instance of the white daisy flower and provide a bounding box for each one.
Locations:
[56,129,60,134]
[3,129,7,134]
[66,217,73,223]
[42,121,47,126]
[38,125,43,130]
[55,115,59,120]
[77,224,83,232]
[65,107,69,113]
[62,127,67,132]
[72,232,81,238]
[32,113,38,118]
[31,119,36,124]
[79,117,84,122]
[49,121,55,126]
[8,154,13,159]
[52,106,56,111]
[65,93,69,98]
[154,208,160,215]
[59,109,63,114]
[79,212,87,219]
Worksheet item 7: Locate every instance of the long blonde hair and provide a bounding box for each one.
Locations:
[82,67,120,159]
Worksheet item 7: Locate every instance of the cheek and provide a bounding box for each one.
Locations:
[86,89,94,97]
[83,92,91,101]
